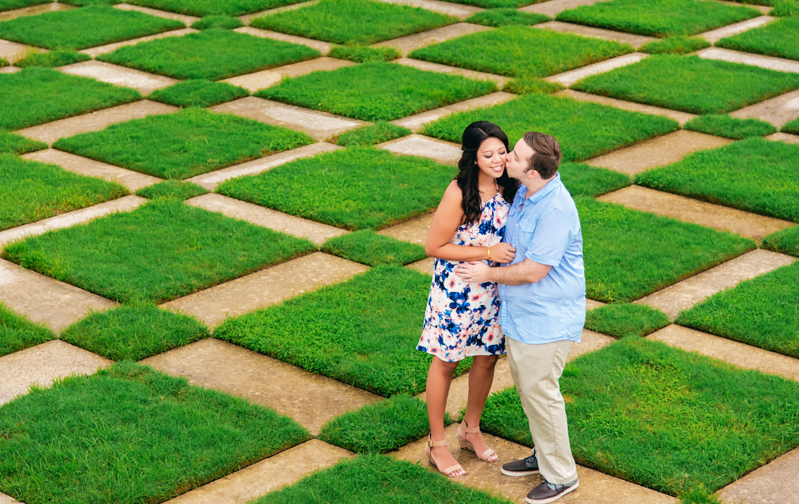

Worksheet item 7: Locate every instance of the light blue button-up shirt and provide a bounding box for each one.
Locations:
[498,173,586,345]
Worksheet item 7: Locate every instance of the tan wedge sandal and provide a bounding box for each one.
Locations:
[425,435,465,478]
[458,421,498,462]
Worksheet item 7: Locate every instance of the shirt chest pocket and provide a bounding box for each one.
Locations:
[518,221,536,248]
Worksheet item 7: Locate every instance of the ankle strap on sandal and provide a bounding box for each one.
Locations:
[428,437,449,448]
[461,421,481,434]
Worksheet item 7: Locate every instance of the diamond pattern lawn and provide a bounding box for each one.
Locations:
[717,16,799,63]
[125,0,308,17]
[52,108,314,180]
[98,29,321,81]
[0,5,184,50]
[0,302,54,358]
[2,199,316,303]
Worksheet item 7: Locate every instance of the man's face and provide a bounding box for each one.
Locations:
[505,138,534,180]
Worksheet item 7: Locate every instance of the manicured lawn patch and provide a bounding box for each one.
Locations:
[252,0,455,45]
[334,122,410,147]
[0,67,140,130]
[322,230,426,266]
[258,62,495,122]
[14,49,90,68]
[256,454,512,503]
[125,0,307,16]
[0,302,54,358]
[771,0,799,16]
[0,361,310,504]
[635,138,799,222]
[0,0,50,11]
[2,199,316,303]
[409,25,632,78]
[148,80,249,108]
[481,336,799,495]
[717,17,799,62]
[503,77,564,95]
[328,45,401,63]
[578,197,754,302]
[676,262,799,358]
[465,8,550,27]
[0,5,183,50]
[442,0,547,7]
[0,57,7,67]
[556,0,760,38]
[783,117,799,135]
[422,93,679,163]
[584,303,670,337]
[53,108,314,180]
[190,15,243,30]
[0,153,128,231]
[217,148,456,230]
[98,29,319,81]
[640,36,710,55]
[319,395,451,453]
[559,162,631,197]
[0,130,46,155]
[215,266,470,396]
[135,180,209,200]
[684,114,776,139]
[573,54,799,115]
[762,226,799,257]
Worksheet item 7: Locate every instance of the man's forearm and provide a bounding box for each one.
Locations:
[487,259,552,286]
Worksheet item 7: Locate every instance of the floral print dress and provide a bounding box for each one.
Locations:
[417,191,510,362]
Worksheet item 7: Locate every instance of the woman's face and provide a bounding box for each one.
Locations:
[476,137,507,180]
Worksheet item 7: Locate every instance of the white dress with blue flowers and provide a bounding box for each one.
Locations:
[417,192,510,362]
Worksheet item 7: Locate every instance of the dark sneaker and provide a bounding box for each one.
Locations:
[501,451,539,477]
[525,479,579,504]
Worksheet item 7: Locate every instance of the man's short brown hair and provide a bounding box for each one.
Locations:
[523,132,561,180]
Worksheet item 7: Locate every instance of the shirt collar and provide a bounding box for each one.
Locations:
[517,173,562,206]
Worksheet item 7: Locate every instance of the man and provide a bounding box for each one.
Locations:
[456,132,585,504]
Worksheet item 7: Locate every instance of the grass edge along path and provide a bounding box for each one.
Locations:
[322,230,427,266]
[124,0,309,17]
[716,16,799,62]
[0,302,55,358]
[584,303,670,337]
[762,226,799,257]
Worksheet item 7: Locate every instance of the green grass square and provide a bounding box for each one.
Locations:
[257,62,495,122]
[676,262,799,358]
[14,49,91,68]
[422,93,679,163]
[2,199,316,303]
[0,67,141,130]
[559,162,631,197]
[717,16,799,62]
[98,29,320,81]
[322,230,426,266]
[783,117,799,134]
[584,303,670,337]
[573,54,799,115]
[135,180,209,200]
[333,122,411,147]
[217,148,456,230]
[190,15,243,30]
[250,0,456,45]
[0,131,46,155]
[556,0,761,37]
[0,0,50,11]
[684,114,776,139]
[481,336,799,496]
[53,108,314,180]
[148,80,249,108]
[0,361,310,504]
[640,36,710,55]
[0,153,128,231]
[0,302,54,358]
[410,25,633,78]
[578,198,755,302]
[0,5,184,50]
[763,226,799,257]
[465,9,550,27]
[125,0,307,17]
[215,266,470,397]
[635,138,799,222]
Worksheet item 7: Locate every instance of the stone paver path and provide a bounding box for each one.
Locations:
[717,447,799,504]
[0,38,31,62]
[113,4,198,25]
[234,26,332,53]
[378,213,433,245]
[0,2,74,22]
[698,16,775,43]
[80,28,198,58]
[557,89,697,125]
[697,47,799,74]
[534,21,656,47]
[395,57,510,86]
[547,53,647,87]
[224,57,355,92]
[520,0,609,17]
[377,134,462,165]
[59,60,179,94]
[382,0,482,18]
[392,91,515,131]
[730,88,799,128]
[374,23,490,55]
[769,132,799,145]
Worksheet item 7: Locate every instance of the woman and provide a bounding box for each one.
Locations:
[417,121,518,478]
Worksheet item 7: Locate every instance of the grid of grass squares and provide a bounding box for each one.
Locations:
[1,0,799,502]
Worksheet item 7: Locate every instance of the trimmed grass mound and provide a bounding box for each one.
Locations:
[190,15,243,30]
[148,80,249,108]
[0,0,50,11]
[251,0,456,45]
[481,336,799,496]
[640,36,710,55]
[559,162,631,197]
[2,199,316,303]
[684,114,776,139]
[322,230,426,266]
[334,122,411,147]
[465,9,550,27]
[217,148,456,230]
[503,77,564,95]
[0,361,310,504]
[556,0,760,37]
[717,16,799,62]
[0,130,46,155]
[0,67,140,130]
[53,108,314,180]
[135,180,208,200]
[99,29,320,81]
[584,303,670,337]
[676,262,799,358]
[328,45,401,63]
[423,93,679,163]
[0,5,183,50]
[410,25,632,78]
[762,226,799,257]
[258,62,495,122]
[14,49,90,68]
[771,0,799,16]
[578,197,754,302]
[126,0,307,16]
[573,54,799,115]
[784,117,799,135]
[0,153,128,231]
[0,302,54,358]
[215,266,470,397]
[635,138,799,222]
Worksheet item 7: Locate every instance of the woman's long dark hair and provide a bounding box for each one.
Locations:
[456,121,518,225]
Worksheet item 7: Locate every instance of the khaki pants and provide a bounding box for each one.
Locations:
[507,337,578,485]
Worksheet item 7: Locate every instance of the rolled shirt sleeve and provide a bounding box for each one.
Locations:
[525,208,570,267]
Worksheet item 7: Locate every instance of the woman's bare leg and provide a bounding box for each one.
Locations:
[462,355,499,460]
[426,356,464,475]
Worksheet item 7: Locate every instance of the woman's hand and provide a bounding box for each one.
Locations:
[489,243,516,264]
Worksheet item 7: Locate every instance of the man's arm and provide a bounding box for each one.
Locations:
[456,258,551,285]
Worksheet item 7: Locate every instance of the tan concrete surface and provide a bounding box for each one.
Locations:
[374,23,490,56]
[114,3,199,25]
[238,0,319,25]
[185,193,347,245]
[599,185,794,241]
[140,338,381,434]
[718,447,799,504]
[15,100,179,144]
[234,26,331,53]
[379,212,433,245]
[697,46,799,74]
[0,65,19,73]
[379,0,482,18]
[395,57,509,86]
[648,325,799,382]
[211,96,368,140]
[585,299,605,311]
[698,15,774,43]
[0,38,32,62]
[224,57,355,92]
[0,259,116,333]
[715,0,771,13]
[521,0,611,17]
[547,52,648,87]
[0,195,147,247]
[79,28,197,58]
[188,142,342,190]
[163,440,354,503]
[161,252,368,327]
[58,60,179,94]
[534,21,656,47]
[377,134,462,165]
[556,89,696,125]
[569,329,616,362]
[0,340,111,405]
[636,249,795,318]
[0,491,22,504]
[729,88,799,129]
[407,256,435,275]
[0,2,74,22]
[392,91,515,132]
[585,130,731,176]
[767,132,799,145]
